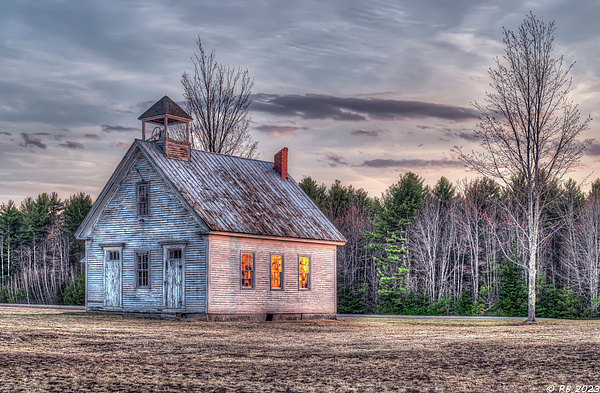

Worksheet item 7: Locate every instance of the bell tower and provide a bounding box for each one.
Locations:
[138,96,193,161]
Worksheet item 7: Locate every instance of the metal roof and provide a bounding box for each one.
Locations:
[138,140,346,243]
[138,96,193,121]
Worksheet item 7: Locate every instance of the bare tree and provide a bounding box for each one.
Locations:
[181,37,258,158]
[564,194,600,308]
[454,13,592,322]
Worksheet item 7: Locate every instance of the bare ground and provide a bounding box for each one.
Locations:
[0,307,599,392]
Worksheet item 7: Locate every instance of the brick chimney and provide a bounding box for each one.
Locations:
[274,147,288,179]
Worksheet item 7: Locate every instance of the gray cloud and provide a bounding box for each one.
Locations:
[101,125,137,133]
[351,129,380,137]
[251,94,479,122]
[439,128,479,142]
[59,141,84,149]
[324,152,348,167]
[255,124,305,138]
[0,1,598,205]
[19,133,47,150]
[361,158,464,169]
[0,132,12,136]
[586,140,600,157]
[0,81,106,126]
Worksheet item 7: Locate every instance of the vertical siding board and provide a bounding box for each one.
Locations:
[86,154,207,313]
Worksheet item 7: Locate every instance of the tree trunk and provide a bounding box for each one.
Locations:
[527,199,538,322]
[527,244,537,322]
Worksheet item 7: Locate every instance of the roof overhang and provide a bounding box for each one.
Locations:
[208,231,346,246]
[141,114,191,126]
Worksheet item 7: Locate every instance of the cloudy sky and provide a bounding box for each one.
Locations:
[1,0,600,204]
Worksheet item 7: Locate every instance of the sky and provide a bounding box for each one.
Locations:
[1,0,600,205]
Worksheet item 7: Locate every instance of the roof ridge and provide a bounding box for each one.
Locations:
[138,139,273,164]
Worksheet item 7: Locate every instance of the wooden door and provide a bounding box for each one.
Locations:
[104,249,122,308]
[165,248,184,309]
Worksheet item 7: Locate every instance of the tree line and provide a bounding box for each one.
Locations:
[300,174,600,319]
[2,174,599,320]
[0,193,91,305]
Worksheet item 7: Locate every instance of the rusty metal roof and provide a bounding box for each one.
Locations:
[138,140,346,243]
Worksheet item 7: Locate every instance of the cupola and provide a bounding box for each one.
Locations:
[138,96,193,161]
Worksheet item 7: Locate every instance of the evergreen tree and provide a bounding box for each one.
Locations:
[0,201,24,283]
[536,274,580,319]
[21,193,62,244]
[590,178,600,197]
[62,193,93,263]
[61,271,85,306]
[298,176,328,210]
[433,176,455,203]
[366,172,425,314]
[62,193,93,237]
[498,248,528,317]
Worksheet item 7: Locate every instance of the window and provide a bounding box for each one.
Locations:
[271,255,283,289]
[136,251,149,287]
[299,256,310,290]
[137,182,149,216]
[169,248,182,260]
[241,253,254,288]
[108,250,120,261]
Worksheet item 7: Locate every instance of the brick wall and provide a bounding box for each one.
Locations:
[273,147,288,179]
[207,234,336,314]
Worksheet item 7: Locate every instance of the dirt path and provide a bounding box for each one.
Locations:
[0,303,85,310]
[0,306,553,319]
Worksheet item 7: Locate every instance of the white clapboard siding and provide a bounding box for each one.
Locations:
[86,154,208,313]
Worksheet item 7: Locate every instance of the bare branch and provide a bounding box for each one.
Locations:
[451,13,592,322]
[181,37,258,158]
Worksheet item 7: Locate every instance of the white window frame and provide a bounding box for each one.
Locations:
[137,181,150,216]
[136,250,150,288]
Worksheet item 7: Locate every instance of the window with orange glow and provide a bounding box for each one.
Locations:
[241,253,254,288]
[299,256,310,289]
[271,255,283,289]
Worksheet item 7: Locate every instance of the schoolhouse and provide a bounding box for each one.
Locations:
[75,96,346,321]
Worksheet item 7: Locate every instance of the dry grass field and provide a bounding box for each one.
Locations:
[1,307,599,392]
